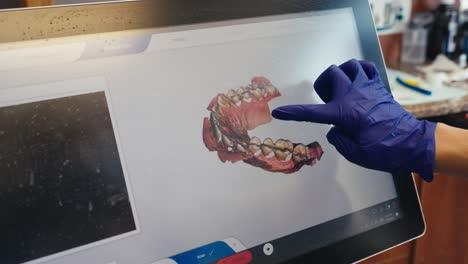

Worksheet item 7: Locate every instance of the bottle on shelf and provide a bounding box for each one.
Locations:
[426,0,459,61]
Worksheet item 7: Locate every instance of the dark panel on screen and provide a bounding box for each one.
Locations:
[0,92,136,264]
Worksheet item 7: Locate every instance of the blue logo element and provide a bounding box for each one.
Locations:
[170,241,236,264]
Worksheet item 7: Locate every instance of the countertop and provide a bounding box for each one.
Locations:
[387,61,468,119]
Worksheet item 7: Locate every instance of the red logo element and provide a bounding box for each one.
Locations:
[217,250,253,264]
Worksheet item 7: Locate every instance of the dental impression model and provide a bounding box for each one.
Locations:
[202,77,324,173]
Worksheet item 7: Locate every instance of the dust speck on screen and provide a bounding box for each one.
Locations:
[0,92,136,264]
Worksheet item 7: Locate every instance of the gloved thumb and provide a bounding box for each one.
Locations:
[272,104,337,125]
[326,126,360,164]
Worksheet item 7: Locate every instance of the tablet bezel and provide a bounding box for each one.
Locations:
[0,0,425,263]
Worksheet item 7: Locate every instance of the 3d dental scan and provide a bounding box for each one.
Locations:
[203,77,323,173]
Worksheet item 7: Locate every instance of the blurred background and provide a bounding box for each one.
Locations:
[0,0,466,263]
[366,1,468,264]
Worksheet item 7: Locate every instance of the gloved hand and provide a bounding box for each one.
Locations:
[272,59,437,182]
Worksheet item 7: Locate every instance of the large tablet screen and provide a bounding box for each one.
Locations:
[0,7,402,264]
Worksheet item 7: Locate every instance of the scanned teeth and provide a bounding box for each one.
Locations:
[236,143,247,153]
[275,139,286,148]
[237,87,246,94]
[249,146,262,156]
[210,114,223,143]
[213,124,222,143]
[251,89,263,99]
[242,97,252,103]
[231,95,241,106]
[293,153,306,163]
[226,89,236,97]
[261,145,274,157]
[293,155,302,163]
[217,96,230,107]
[212,103,219,113]
[266,86,277,95]
[222,135,234,147]
[249,145,262,156]
[217,96,225,106]
[282,153,293,162]
[250,136,261,145]
[275,139,294,151]
[293,144,307,154]
[293,144,308,163]
[263,138,275,147]
[275,150,292,162]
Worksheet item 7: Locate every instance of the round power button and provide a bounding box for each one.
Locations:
[263,243,274,256]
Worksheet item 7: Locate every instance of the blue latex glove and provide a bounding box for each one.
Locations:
[272,59,437,182]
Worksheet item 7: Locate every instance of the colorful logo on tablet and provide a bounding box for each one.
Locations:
[202,77,323,173]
